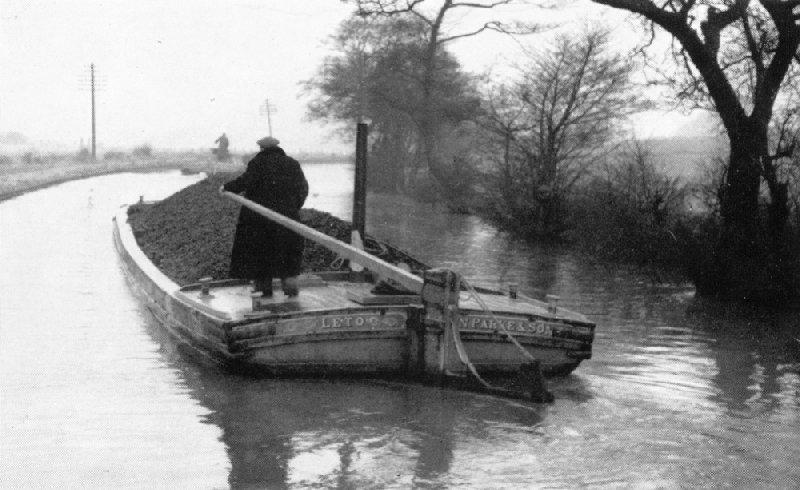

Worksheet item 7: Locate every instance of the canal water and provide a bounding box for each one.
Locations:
[1,165,798,488]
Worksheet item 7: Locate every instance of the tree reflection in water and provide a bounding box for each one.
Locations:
[686,301,800,414]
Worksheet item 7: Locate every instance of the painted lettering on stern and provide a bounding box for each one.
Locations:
[457,315,554,337]
[319,312,406,331]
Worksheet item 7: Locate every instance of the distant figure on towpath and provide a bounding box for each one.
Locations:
[219,136,308,297]
[213,132,230,161]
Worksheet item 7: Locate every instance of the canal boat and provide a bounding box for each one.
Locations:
[113,190,595,400]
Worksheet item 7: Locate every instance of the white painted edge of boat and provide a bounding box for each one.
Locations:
[113,205,233,321]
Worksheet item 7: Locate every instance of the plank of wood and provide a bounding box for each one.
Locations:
[346,291,420,305]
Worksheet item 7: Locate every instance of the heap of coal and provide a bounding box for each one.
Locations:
[127,173,428,285]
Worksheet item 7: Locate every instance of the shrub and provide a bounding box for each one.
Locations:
[103,151,127,160]
[132,144,153,157]
[22,152,38,164]
[568,139,693,279]
[76,148,91,161]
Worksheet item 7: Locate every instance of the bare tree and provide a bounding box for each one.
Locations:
[304,15,479,192]
[304,17,422,130]
[606,139,690,226]
[348,0,542,188]
[564,137,694,281]
[591,0,800,301]
[481,83,529,211]
[774,81,800,229]
[481,29,646,236]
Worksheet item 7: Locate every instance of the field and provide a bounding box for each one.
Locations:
[0,151,245,202]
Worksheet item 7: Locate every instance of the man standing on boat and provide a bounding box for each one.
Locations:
[219,136,308,297]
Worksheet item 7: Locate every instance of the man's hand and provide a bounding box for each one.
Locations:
[218,185,225,195]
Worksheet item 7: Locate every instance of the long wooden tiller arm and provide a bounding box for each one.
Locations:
[222,191,424,294]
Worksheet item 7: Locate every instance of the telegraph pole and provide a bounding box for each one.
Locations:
[259,99,276,136]
[90,63,96,161]
[79,63,101,160]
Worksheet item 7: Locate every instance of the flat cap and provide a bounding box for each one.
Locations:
[256,136,280,148]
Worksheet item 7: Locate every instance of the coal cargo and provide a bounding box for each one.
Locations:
[127,173,428,285]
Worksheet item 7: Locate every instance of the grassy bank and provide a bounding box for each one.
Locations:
[128,173,428,286]
[0,151,242,202]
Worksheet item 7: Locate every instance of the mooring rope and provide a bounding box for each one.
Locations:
[431,273,545,393]
[459,277,538,364]
[449,308,495,390]
[447,274,542,393]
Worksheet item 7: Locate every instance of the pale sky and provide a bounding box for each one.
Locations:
[0,0,700,154]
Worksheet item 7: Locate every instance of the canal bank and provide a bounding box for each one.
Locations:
[0,152,241,203]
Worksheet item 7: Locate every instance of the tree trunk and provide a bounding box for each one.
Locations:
[711,134,763,297]
[418,6,448,191]
[419,76,448,189]
[762,155,790,242]
[705,124,796,303]
[539,142,559,237]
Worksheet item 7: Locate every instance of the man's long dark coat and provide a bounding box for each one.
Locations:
[222,146,308,279]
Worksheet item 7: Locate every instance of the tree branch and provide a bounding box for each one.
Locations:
[438,22,494,43]
[354,0,428,16]
[592,0,747,133]
[679,0,697,18]
[592,0,683,25]
[450,0,515,8]
[741,15,766,75]
[440,20,540,43]
[699,0,749,58]
[769,139,796,160]
[752,0,800,123]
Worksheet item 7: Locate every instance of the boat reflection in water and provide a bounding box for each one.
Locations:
[139,306,566,488]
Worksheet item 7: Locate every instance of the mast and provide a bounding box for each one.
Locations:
[352,123,368,244]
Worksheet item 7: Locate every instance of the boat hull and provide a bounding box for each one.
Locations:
[114,207,594,379]
[227,307,414,375]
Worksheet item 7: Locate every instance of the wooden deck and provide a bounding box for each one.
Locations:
[176,277,400,322]
[175,276,590,328]
[458,292,589,324]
